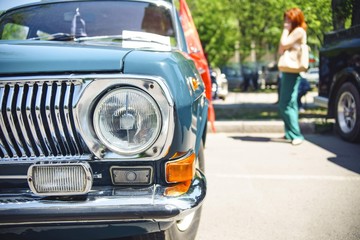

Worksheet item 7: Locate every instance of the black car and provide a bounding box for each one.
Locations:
[314,25,360,142]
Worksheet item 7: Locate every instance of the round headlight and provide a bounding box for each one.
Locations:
[93,88,161,155]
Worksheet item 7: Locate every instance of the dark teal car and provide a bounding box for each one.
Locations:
[0,1,208,239]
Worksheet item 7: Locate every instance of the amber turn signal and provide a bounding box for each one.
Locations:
[165,180,192,197]
[166,152,195,183]
[192,78,200,90]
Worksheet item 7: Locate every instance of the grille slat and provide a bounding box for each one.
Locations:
[0,87,16,158]
[25,85,43,156]
[15,84,36,157]
[0,119,16,158]
[34,83,53,156]
[43,82,61,155]
[0,80,86,160]
[54,82,71,155]
[61,82,78,155]
[69,84,84,155]
[0,125,8,158]
[5,85,25,157]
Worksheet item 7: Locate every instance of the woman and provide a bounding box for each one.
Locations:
[278,7,307,145]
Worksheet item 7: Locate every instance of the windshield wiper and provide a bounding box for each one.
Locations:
[28,33,170,47]
[74,35,124,42]
[28,33,74,41]
[75,34,170,46]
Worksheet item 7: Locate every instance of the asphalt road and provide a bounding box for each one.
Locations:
[196,132,360,240]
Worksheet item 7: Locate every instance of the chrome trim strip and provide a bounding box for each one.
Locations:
[0,219,149,226]
[0,155,91,163]
[0,175,27,179]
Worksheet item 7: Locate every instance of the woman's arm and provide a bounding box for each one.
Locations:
[279,27,305,51]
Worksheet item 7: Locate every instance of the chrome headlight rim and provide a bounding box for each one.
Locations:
[75,74,174,160]
[93,87,162,156]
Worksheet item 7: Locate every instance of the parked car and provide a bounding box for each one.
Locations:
[242,64,260,91]
[261,63,280,88]
[220,64,244,91]
[301,67,319,87]
[0,1,208,240]
[314,25,360,142]
[211,67,228,100]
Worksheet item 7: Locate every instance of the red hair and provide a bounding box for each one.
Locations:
[284,8,307,32]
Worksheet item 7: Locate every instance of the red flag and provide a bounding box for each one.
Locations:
[179,0,216,132]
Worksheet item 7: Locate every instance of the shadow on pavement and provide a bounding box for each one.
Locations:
[230,136,271,142]
[305,134,360,175]
[230,136,291,143]
[230,134,360,175]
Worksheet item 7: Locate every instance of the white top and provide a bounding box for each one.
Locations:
[279,27,307,54]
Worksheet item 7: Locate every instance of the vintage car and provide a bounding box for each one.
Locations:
[0,0,208,239]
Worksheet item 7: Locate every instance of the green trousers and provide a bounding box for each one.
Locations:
[278,72,304,140]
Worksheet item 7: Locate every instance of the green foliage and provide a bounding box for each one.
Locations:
[2,23,29,40]
[187,0,239,67]
[187,0,334,67]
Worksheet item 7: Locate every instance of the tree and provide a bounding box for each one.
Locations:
[331,0,352,30]
[187,0,239,67]
[187,0,335,67]
[227,0,283,63]
[331,0,360,29]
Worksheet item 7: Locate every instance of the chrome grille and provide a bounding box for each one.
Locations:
[0,80,87,160]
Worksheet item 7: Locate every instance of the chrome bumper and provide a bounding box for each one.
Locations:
[0,171,206,227]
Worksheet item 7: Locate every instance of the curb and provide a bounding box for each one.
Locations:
[208,120,315,134]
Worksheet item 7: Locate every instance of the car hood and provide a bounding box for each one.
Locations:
[0,41,130,75]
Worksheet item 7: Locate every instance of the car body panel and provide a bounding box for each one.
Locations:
[0,41,126,74]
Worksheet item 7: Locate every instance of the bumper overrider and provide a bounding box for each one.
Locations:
[0,170,206,227]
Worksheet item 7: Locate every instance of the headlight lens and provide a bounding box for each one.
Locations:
[94,88,161,155]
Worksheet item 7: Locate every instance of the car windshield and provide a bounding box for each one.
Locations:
[0,1,176,47]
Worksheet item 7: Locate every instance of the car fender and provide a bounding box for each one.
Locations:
[328,67,360,117]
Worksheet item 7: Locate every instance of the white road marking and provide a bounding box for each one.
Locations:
[209,173,360,181]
